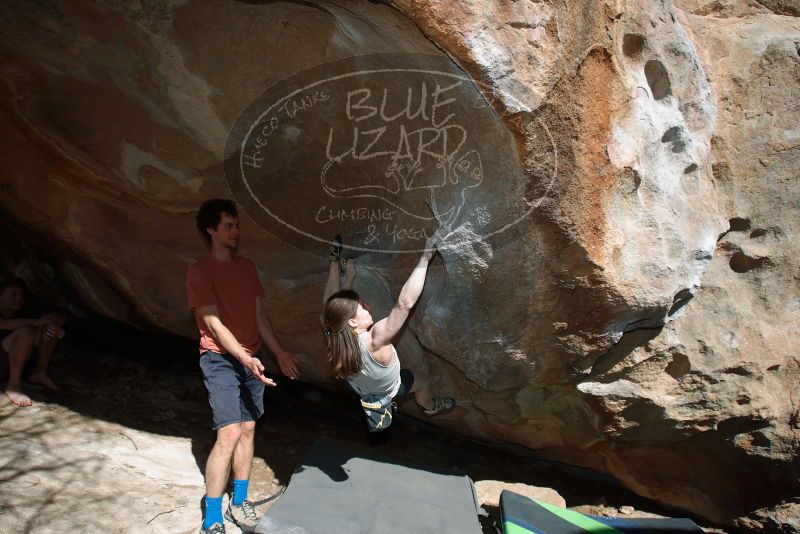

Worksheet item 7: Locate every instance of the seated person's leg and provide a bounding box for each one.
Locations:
[2,326,36,407]
[27,311,65,391]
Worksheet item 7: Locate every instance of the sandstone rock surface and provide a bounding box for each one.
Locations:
[0,0,797,528]
[0,401,207,533]
[474,480,566,509]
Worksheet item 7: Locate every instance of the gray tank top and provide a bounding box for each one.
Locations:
[347,332,401,397]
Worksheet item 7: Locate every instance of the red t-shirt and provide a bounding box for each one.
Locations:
[186,254,264,355]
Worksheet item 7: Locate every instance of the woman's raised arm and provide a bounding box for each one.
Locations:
[369,232,440,349]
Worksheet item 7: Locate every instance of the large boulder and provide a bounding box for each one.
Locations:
[0,0,796,527]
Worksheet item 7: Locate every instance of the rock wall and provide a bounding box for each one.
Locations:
[0,0,797,528]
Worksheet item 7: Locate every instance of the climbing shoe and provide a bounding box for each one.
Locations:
[421,397,455,416]
[199,522,225,534]
[225,498,259,532]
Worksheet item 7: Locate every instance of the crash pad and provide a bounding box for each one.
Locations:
[500,490,703,534]
[255,437,483,534]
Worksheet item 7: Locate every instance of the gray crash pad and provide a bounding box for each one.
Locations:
[255,437,482,534]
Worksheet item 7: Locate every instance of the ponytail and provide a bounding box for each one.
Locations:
[323,290,362,379]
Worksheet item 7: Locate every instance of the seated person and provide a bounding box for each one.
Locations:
[0,276,66,407]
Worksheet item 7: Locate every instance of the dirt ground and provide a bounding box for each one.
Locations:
[0,330,726,533]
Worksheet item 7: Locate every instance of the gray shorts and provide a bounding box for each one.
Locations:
[199,351,266,430]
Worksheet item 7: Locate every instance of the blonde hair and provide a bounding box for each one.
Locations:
[323,290,362,379]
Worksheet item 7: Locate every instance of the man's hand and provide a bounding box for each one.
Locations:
[275,350,300,380]
[242,355,277,386]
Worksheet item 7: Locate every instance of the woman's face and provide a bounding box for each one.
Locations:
[350,301,373,330]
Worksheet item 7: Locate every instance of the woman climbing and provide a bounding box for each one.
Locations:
[321,234,455,430]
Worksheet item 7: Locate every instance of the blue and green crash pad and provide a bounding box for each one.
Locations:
[255,437,482,534]
[500,490,703,534]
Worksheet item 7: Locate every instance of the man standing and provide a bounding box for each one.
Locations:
[187,199,299,534]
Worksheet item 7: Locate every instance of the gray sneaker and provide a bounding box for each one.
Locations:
[199,522,225,534]
[225,499,259,532]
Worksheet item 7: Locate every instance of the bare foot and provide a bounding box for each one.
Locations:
[28,373,60,391]
[5,388,32,407]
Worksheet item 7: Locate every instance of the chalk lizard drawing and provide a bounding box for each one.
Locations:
[320,147,483,231]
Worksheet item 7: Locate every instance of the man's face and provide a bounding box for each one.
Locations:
[208,213,241,250]
[0,286,25,312]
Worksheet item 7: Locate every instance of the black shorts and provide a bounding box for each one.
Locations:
[394,369,415,397]
[199,351,266,430]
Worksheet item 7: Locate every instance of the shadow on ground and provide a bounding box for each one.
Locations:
[0,318,725,533]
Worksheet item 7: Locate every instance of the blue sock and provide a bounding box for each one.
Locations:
[203,495,223,529]
[232,479,249,506]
